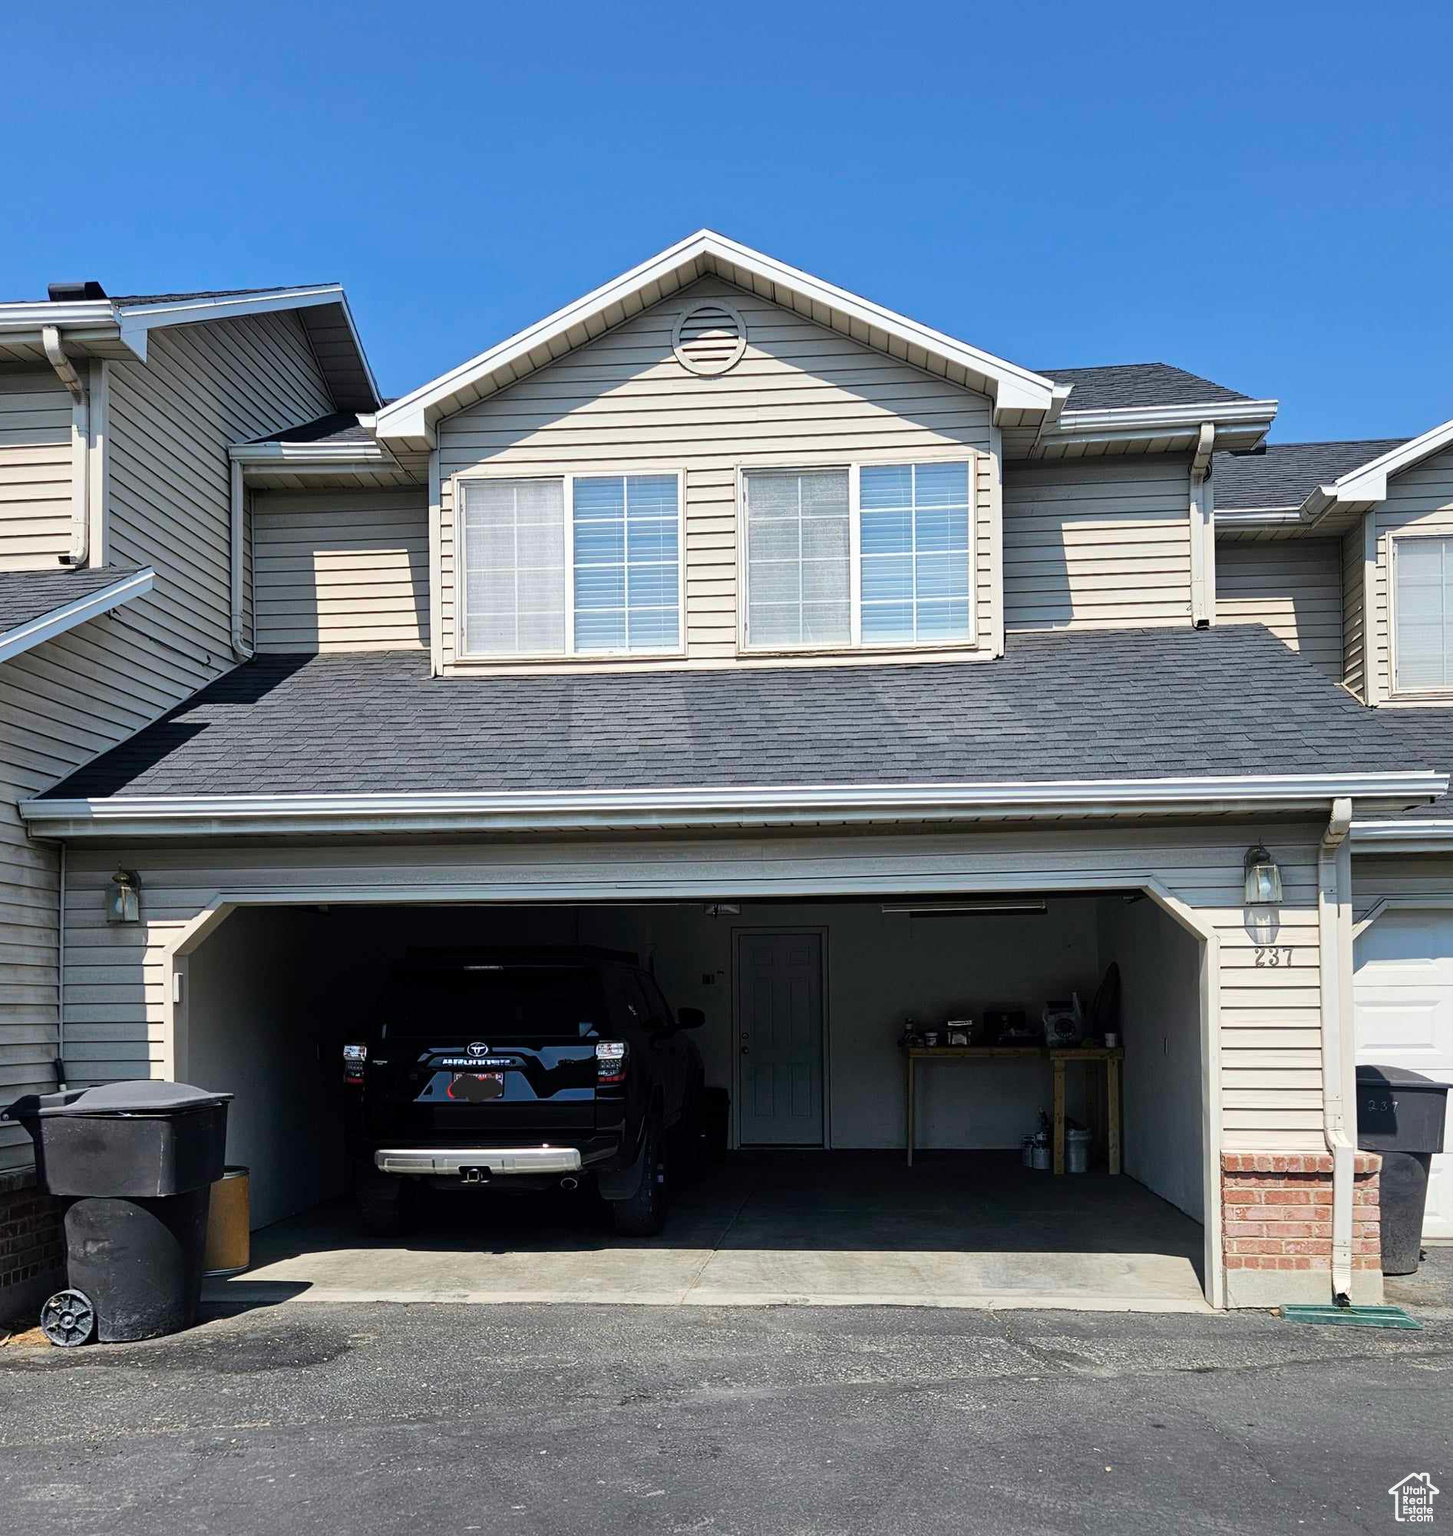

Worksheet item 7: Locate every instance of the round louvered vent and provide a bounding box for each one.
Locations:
[672,300,747,376]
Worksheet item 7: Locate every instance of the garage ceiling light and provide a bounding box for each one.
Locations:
[880,899,1048,916]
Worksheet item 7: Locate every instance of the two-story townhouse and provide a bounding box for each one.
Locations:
[3,232,1445,1318]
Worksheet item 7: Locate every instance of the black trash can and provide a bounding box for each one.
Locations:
[1,1082,232,1342]
[1355,1065,1449,1276]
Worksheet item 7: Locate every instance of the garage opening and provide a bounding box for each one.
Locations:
[185,889,1210,1310]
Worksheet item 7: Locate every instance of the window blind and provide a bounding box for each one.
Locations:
[461,477,566,656]
[744,469,851,646]
[1396,536,1453,691]
[573,474,680,651]
[859,461,971,643]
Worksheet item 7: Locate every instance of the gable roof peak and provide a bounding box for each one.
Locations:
[375,231,1064,451]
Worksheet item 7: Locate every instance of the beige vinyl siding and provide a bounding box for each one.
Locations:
[1342,522,1367,699]
[0,311,338,1167]
[1214,539,1343,677]
[0,371,74,571]
[0,614,203,1168]
[253,489,429,652]
[107,312,333,676]
[1372,446,1453,701]
[436,276,997,673]
[58,821,1325,1152]
[1002,458,1193,630]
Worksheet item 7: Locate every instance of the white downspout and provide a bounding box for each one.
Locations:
[229,459,253,662]
[42,325,90,569]
[1189,422,1215,628]
[1318,796,1356,1303]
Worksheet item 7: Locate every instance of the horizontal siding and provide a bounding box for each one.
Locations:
[1002,458,1192,630]
[1342,522,1366,699]
[0,311,338,1168]
[107,312,334,673]
[253,489,429,653]
[1214,539,1343,678]
[0,370,73,571]
[437,275,997,672]
[60,822,1326,1152]
[1374,445,1453,700]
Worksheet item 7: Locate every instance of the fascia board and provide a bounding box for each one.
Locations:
[1350,819,1453,850]
[21,770,1446,840]
[0,567,155,665]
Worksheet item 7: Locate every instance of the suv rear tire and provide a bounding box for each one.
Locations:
[609,1120,668,1237]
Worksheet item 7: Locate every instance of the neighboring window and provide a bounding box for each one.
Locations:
[742,460,973,651]
[1394,535,1453,692]
[460,473,681,658]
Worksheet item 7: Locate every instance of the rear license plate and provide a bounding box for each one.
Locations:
[448,1072,505,1103]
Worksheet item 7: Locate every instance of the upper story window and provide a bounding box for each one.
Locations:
[1393,534,1453,693]
[741,458,975,652]
[460,472,683,658]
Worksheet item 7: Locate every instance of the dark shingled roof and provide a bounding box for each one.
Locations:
[1214,440,1407,511]
[109,285,337,306]
[1040,363,1254,413]
[251,411,375,446]
[0,566,143,639]
[41,626,1435,802]
[1359,710,1453,821]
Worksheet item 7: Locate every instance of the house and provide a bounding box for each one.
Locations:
[2,231,1450,1317]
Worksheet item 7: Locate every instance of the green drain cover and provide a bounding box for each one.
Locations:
[1280,1304,1421,1330]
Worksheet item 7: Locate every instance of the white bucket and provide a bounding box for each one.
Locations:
[1066,1127,1092,1174]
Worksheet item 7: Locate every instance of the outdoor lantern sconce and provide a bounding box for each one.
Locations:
[105,869,141,925]
[1243,844,1283,905]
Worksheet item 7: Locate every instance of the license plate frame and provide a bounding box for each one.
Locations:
[447,1071,505,1103]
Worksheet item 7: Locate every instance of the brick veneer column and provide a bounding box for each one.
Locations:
[0,1172,65,1328]
[1221,1151,1382,1307]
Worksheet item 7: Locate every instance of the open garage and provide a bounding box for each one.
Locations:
[175,886,1212,1311]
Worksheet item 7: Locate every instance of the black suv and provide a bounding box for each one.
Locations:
[342,948,706,1237]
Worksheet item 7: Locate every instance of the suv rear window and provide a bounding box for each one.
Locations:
[377,966,608,1040]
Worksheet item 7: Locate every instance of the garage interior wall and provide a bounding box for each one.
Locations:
[183,894,1202,1232]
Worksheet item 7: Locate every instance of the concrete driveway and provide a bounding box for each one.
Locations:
[213,1151,1211,1312]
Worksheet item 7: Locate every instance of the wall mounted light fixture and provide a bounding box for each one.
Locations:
[105,869,141,925]
[1243,844,1283,905]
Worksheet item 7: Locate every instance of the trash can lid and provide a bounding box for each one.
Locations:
[9,1081,234,1118]
[1356,1064,1451,1091]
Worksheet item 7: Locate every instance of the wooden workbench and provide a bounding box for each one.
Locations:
[903,1044,1124,1174]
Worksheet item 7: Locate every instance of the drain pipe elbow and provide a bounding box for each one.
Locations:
[229,458,253,662]
[1319,798,1356,1303]
[42,326,90,568]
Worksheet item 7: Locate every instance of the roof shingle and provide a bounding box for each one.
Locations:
[40,626,1436,802]
[0,566,143,639]
[1040,363,1253,413]
[1214,440,1407,511]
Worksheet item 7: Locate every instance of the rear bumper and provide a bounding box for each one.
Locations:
[374,1146,584,1177]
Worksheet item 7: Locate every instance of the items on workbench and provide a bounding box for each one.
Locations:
[1041,994,1085,1048]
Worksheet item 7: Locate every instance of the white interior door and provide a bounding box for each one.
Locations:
[1354,907,1453,1239]
[736,932,824,1146]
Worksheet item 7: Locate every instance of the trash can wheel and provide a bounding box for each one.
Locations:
[40,1289,96,1348]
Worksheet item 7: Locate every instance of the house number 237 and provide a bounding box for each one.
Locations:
[1253,947,1296,967]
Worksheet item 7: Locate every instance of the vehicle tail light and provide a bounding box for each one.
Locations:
[343,1042,367,1086]
[595,1041,628,1085]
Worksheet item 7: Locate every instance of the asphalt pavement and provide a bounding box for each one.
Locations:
[2,1282,1450,1536]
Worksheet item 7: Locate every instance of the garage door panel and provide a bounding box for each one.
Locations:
[1354,907,1453,1240]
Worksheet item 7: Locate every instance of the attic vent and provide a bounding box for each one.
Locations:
[672,300,747,377]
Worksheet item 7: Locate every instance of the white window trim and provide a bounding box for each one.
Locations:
[1388,528,1453,700]
[453,466,688,663]
[734,450,980,658]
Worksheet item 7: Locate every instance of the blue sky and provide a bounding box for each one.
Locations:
[5,1,1450,441]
